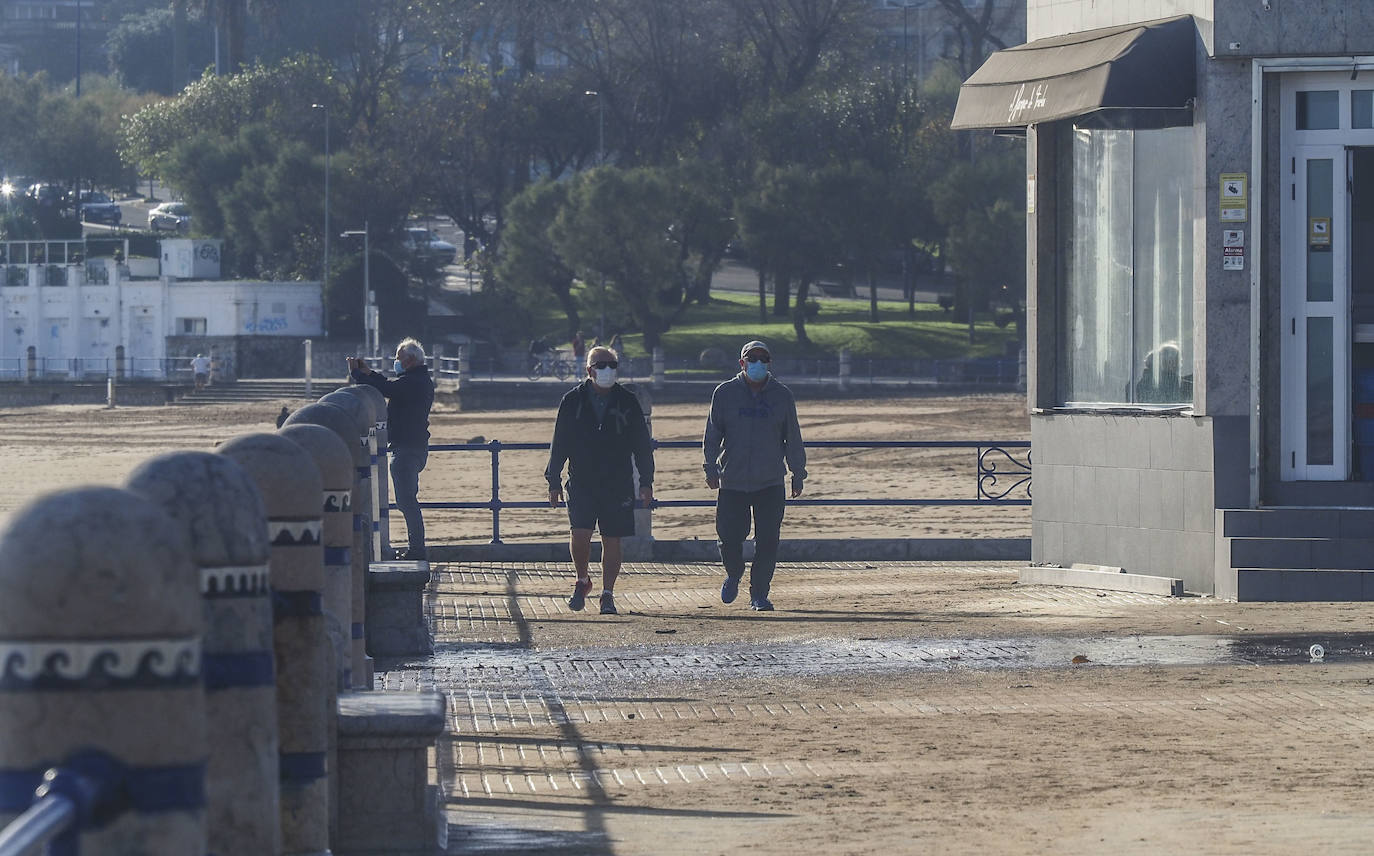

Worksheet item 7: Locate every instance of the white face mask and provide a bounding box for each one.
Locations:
[393,359,405,375]
[593,367,616,388]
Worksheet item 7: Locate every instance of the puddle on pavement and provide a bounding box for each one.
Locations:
[398,634,1374,689]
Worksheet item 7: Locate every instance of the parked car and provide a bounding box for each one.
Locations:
[402,227,457,266]
[78,190,122,225]
[148,201,191,233]
[25,183,71,214]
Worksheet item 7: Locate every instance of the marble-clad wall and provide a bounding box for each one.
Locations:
[1213,0,1374,57]
[1027,0,1213,41]
[1031,414,1247,593]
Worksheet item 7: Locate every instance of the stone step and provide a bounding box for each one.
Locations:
[1234,568,1374,601]
[1224,536,1374,570]
[1220,507,1374,539]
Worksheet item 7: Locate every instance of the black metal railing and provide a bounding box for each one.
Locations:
[413,438,1031,543]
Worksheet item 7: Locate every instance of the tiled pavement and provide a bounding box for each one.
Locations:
[374,561,1374,853]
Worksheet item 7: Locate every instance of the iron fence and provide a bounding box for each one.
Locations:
[413,438,1031,543]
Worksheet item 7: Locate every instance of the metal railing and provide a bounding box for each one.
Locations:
[435,355,1021,387]
[415,438,1031,543]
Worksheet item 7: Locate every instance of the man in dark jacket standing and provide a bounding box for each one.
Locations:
[545,346,654,615]
[348,338,436,561]
[703,340,807,611]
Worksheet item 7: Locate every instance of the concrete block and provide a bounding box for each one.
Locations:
[1183,470,1214,533]
[366,561,433,657]
[336,691,447,855]
[1018,565,1184,596]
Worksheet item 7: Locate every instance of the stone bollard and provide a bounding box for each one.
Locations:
[341,383,389,563]
[284,401,373,691]
[335,693,447,856]
[278,423,355,851]
[652,345,665,389]
[217,433,330,856]
[319,390,378,684]
[0,487,206,853]
[126,452,282,856]
[838,348,851,391]
[279,424,356,692]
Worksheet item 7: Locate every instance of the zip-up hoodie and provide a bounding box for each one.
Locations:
[702,373,806,492]
[545,380,654,496]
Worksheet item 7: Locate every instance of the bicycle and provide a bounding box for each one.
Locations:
[527,353,574,381]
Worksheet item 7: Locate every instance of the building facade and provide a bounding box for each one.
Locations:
[0,239,322,380]
[955,1,1374,599]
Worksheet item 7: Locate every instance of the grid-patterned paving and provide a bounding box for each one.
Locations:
[379,560,1374,851]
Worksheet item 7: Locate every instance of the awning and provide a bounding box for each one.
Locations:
[951,15,1197,131]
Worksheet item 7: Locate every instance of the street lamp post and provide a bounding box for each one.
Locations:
[341,226,375,357]
[312,103,330,338]
[585,90,604,165]
[888,1,924,90]
[75,0,82,97]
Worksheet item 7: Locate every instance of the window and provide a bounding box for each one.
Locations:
[178,317,207,335]
[1057,125,1195,406]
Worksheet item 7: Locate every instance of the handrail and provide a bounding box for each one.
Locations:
[414,439,1031,543]
[0,795,75,856]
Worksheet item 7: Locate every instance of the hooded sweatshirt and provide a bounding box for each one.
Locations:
[702,373,806,493]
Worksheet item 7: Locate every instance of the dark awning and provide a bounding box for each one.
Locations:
[951,15,1197,131]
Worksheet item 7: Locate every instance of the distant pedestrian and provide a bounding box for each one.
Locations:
[275,406,291,428]
[190,353,210,391]
[702,340,807,612]
[348,338,436,561]
[572,331,586,360]
[545,345,654,616]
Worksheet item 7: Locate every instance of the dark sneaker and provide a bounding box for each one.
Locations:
[721,575,742,604]
[599,592,618,615]
[568,577,593,611]
[750,597,774,612]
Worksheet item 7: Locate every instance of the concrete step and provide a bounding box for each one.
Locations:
[1225,536,1374,570]
[1220,507,1374,540]
[1235,568,1374,601]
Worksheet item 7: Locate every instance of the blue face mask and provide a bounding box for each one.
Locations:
[393,359,405,375]
[744,360,768,382]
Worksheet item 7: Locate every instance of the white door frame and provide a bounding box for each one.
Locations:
[1275,71,1374,480]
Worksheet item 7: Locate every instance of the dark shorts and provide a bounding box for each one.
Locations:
[566,488,636,537]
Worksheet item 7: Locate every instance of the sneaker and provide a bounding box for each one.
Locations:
[721,575,742,604]
[599,592,618,615]
[750,597,774,612]
[568,577,592,611]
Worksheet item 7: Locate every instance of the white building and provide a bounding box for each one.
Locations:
[0,239,323,380]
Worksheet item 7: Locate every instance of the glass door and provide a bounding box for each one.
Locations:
[1281,144,1350,480]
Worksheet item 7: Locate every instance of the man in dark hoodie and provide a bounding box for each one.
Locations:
[348,338,435,561]
[703,340,807,611]
[545,346,655,616]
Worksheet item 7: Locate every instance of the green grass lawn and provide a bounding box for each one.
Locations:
[553,290,1020,361]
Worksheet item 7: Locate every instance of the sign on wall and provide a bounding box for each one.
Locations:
[1220,172,1248,222]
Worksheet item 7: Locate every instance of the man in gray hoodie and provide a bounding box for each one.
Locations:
[702,340,807,611]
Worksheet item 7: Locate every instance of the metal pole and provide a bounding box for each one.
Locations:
[75,0,82,97]
[489,441,502,544]
[901,4,908,88]
[304,338,313,398]
[364,222,372,357]
[312,104,330,338]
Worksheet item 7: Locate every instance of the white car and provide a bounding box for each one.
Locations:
[402,227,457,266]
[148,202,191,232]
